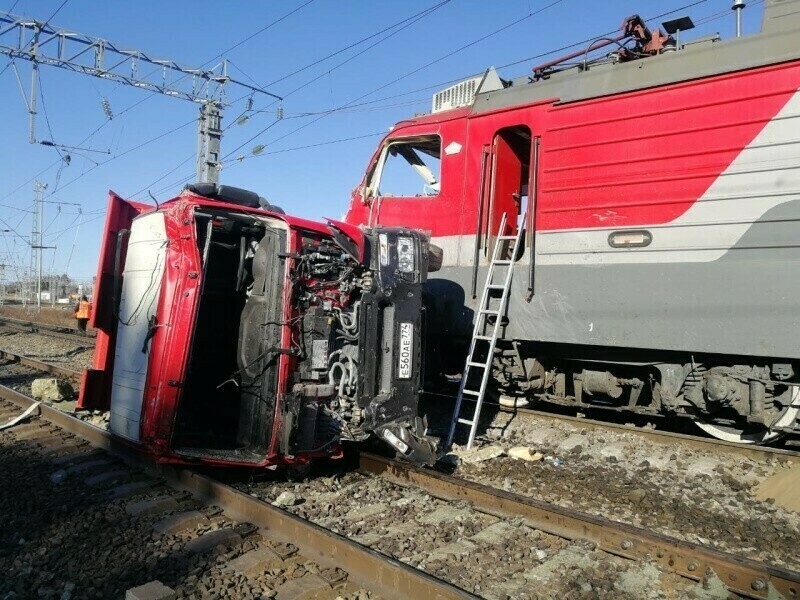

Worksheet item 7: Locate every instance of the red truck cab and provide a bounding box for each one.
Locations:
[80,184,437,467]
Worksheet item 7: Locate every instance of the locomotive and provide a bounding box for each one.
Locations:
[79,184,439,467]
[344,0,800,444]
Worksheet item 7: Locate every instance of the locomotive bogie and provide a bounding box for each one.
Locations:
[492,341,799,440]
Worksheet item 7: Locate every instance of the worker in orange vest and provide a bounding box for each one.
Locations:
[74,295,92,335]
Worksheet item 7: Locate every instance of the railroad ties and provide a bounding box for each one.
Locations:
[0,396,467,599]
[3,319,800,599]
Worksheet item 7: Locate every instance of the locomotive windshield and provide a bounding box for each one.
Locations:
[371,136,441,198]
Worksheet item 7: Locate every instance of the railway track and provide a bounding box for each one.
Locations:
[237,443,800,599]
[0,315,95,345]
[0,383,469,598]
[3,316,798,464]
[359,453,800,599]
[0,349,82,382]
[2,349,799,597]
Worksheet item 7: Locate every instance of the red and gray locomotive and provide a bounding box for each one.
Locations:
[344,0,800,444]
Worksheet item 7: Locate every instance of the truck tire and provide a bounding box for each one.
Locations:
[428,243,443,272]
[185,183,261,208]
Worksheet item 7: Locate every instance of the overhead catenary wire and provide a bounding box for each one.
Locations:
[0,0,313,209]
[222,0,720,168]
[0,0,743,276]
[220,0,567,166]
[136,1,453,196]
[265,1,452,89]
[5,0,721,210]
[237,131,385,162]
[143,0,716,194]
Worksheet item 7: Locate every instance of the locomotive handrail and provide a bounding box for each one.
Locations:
[471,147,491,299]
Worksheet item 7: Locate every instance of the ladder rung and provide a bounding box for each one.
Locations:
[487,284,505,290]
[462,389,480,396]
[466,361,487,368]
[497,235,517,241]
[457,418,474,425]
[474,335,493,341]
[493,260,513,265]
[478,308,500,315]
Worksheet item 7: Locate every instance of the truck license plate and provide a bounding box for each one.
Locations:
[398,322,413,379]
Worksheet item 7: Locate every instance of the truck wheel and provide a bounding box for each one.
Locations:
[428,244,443,272]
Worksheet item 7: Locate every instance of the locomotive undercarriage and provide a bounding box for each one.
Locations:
[492,341,799,444]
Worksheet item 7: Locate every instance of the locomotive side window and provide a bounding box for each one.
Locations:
[372,136,442,198]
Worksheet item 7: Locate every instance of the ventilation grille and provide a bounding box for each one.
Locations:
[432,76,482,114]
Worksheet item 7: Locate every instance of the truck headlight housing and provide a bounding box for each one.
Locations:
[397,236,415,273]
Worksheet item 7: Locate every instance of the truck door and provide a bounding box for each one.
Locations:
[78,193,152,411]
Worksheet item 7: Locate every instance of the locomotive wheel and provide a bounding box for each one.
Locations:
[499,394,530,408]
[694,387,800,444]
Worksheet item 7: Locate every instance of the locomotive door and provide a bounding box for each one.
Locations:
[472,126,532,298]
[485,126,531,256]
[486,130,523,251]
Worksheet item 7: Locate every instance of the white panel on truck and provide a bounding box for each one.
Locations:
[109,212,167,442]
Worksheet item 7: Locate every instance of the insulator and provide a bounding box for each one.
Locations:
[101,98,113,120]
[276,106,284,120]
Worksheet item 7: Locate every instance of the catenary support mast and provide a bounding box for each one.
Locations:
[0,12,282,184]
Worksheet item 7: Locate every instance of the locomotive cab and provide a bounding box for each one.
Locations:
[80,186,438,467]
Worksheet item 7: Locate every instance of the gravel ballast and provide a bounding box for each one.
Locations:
[239,468,731,599]
[449,410,800,570]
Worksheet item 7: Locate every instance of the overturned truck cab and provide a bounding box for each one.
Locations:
[79,184,438,467]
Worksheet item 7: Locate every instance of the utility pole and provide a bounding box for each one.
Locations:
[1,12,281,185]
[197,100,223,184]
[31,180,46,310]
[0,264,6,306]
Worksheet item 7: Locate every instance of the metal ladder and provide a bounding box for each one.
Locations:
[447,212,525,449]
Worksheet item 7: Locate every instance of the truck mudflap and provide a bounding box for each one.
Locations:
[378,416,439,466]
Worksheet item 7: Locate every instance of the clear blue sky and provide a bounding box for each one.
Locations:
[0,0,761,282]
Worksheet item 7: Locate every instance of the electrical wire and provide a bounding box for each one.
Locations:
[225,0,723,166]
[0,0,69,77]
[264,1,451,88]
[237,131,385,161]
[137,1,452,195]
[41,118,196,203]
[1,0,308,209]
[274,1,452,102]
[39,0,70,30]
[221,0,566,164]
[0,0,749,270]
[148,0,723,192]
[214,0,317,59]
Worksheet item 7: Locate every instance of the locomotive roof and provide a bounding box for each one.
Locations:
[467,0,800,116]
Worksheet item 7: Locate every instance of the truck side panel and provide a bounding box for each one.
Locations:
[108,212,168,442]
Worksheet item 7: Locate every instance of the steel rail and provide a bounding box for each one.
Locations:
[502,405,800,464]
[359,452,800,600]
[0,349,82,381]
[0,315,96,343]
[0,386,473,600]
